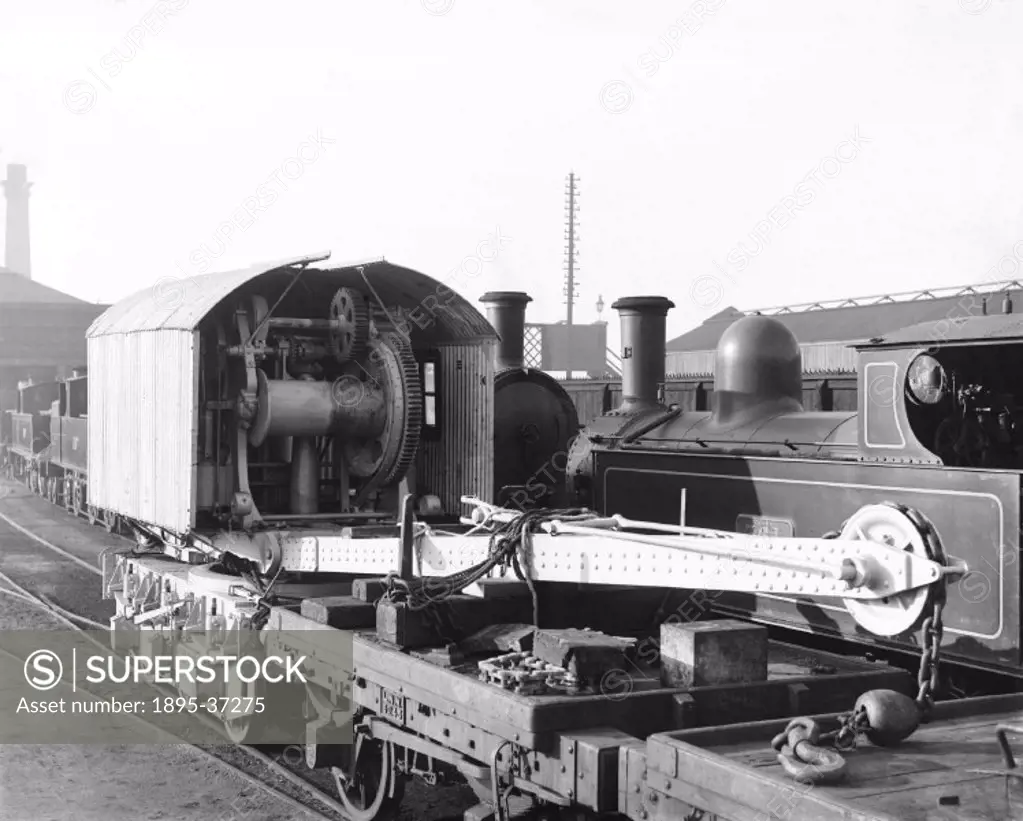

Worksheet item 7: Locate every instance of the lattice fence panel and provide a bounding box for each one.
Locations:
[523,325,542,369]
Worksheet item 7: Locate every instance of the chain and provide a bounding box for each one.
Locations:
[771,503,947,783]
[903,502,947,720]
[916,596,945,716]
[819,709,869,752]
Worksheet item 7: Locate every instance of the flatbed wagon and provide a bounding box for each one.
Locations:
[634,693,1023,821]
[260,605,917,820]
[105,484,1017,820]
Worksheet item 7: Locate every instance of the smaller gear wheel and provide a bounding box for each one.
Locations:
[327,287,370,363]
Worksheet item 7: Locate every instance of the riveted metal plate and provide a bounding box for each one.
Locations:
[379,687,406,725]
[736,514,794,538]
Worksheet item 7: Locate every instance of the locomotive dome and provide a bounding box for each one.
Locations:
[712,314,803,426]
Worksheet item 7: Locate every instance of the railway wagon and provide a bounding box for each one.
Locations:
[97,264,1023,819]
[3,370,123,530]
[2,377,58,492]
[4,256,577,536]
[44,369,108,525]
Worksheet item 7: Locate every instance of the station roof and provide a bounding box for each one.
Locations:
[667,281,1023,352]
[856,311,1023,349]
[0,268,90,305]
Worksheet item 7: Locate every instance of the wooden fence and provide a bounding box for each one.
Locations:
[560,375,859,427]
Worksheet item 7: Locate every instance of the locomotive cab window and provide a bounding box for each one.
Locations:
[905,342,1023,469]
[420,355,440,440]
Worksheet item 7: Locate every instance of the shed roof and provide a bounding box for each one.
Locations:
[0,269,90,305]
[87,253,498,343]
[855,312,1023,349]
[667,285,1023,352]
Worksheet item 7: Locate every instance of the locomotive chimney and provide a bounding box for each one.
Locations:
[2,164,32,278]
[1004,292,1013,315]
[613,296,675,413]
[479,292,531,371]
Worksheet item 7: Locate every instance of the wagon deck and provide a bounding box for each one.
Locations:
[641,693,1023,821]
[354,633,906,735]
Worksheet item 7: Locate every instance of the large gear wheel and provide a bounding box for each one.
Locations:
[327,287,370,363]
[343,332,423,489]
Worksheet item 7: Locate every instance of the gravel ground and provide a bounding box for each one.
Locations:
[0,579,317,820]
[0,478,477,821]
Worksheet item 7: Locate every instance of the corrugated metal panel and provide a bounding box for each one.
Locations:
[665,350,716,378]
[665,341,858,378]
[88,330,196,533]
[418,343,494,514]
[87,253,498,344]
[800,341,860,374]
[87,254,329,337]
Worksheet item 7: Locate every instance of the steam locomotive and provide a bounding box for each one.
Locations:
[2,257,578,535]
[566,296,1022,679]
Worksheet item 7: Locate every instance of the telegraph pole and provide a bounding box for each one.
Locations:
[563,172,580,379]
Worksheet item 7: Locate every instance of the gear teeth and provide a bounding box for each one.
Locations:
[382,333,423,487]
[328,288,370,363]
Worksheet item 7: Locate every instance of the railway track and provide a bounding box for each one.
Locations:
[0,481,363,821]
[0,479,476,820]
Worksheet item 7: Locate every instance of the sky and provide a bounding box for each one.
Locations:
[1,0,1022,351]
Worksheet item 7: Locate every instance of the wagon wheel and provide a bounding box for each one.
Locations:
[75,481,87,519]
[218,676,268,744]
[222,712,262,744]
[47,477,57,504]
[101,509,119,534]
[332,739,404,821]
[62,476,74,512]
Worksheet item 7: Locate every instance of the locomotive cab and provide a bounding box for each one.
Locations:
[855,308,1023,469]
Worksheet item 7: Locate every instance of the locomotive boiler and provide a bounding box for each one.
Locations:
[567,295,1023,680]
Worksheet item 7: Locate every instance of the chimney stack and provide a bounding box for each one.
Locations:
[3,164,32,278]
[479,292,532,371]
[613,296,675,412]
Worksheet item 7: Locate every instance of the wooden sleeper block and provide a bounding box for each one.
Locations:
[300,596,377,629]
[351,578,391,602]
[659,619,768,689]
[377,595,534,649]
